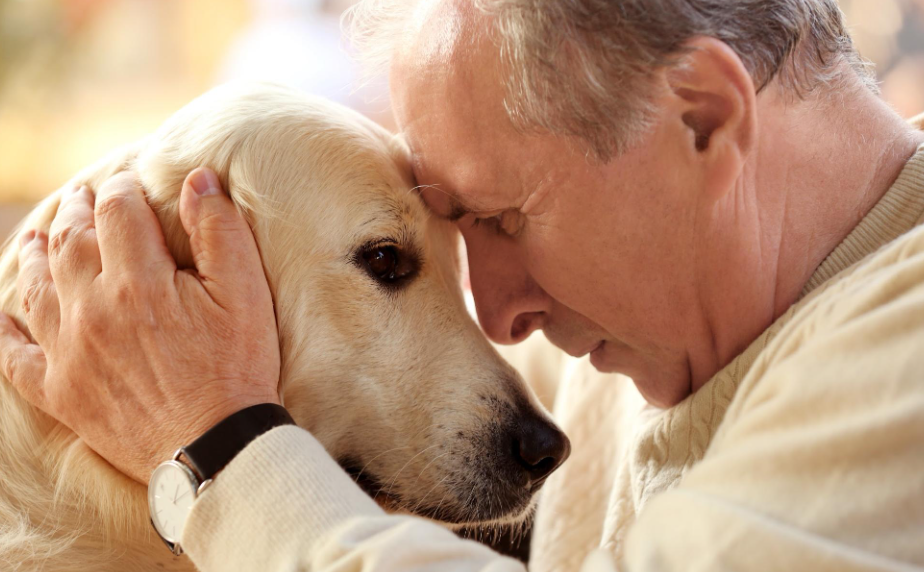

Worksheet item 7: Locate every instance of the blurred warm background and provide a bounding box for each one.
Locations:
[0,0,395,233]
[0,0,922,237]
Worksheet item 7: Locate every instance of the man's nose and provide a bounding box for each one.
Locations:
[464,232,550,345]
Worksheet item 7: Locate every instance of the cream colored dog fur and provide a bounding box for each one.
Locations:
[0,83,562,571]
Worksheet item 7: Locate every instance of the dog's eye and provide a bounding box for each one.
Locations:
[360,244,417,286]
[365,246,398,279]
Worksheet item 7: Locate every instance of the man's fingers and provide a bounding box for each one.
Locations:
[47,185,102,289]
[178,168,270,308]
[0,313,48,410]
[18,231,61,347]
[94,171,175,279]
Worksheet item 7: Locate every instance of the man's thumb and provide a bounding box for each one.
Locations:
[179,168,267,306]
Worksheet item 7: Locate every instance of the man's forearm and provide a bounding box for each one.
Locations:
[182,425,527,572]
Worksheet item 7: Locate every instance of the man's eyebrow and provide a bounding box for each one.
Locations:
[421,185,474,222]
[446,197,472,222]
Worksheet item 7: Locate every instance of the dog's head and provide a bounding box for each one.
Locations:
[116,82,568,526]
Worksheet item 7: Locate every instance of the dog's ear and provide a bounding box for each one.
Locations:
[132,101,253,271]
[71,137,199,270]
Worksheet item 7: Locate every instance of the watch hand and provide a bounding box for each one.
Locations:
[175,489,191,503]
[173,484,179,503]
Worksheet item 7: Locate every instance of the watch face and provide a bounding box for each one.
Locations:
[148,461,199,544]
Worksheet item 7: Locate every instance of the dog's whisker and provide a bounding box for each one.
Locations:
[382,443,440,498]
[355,420,441,488]
[462,482,478,522]
[409,450,451,489]
[353,445,411,483]
[427,472,460,520]
[408,472,451,515]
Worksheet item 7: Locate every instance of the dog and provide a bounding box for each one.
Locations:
[0,82,570,571]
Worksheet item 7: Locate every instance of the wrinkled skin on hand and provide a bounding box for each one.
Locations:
[0,168,281,483]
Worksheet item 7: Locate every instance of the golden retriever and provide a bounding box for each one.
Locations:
[0,82,570,571]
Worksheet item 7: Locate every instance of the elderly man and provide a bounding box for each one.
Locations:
[2,0,923,570]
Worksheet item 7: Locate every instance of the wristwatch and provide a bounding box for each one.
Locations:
[147,403,295,555]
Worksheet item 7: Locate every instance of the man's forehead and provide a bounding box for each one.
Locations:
[400,116,483,190]
[391,19,522,220]
[403,127,522,222]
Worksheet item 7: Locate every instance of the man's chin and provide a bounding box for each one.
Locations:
[632,380,689,408]
[589,344,692,408]
[589,348,619,373]
[588,340,626,374]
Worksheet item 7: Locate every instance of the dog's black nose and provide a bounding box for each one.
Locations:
[509,412,571,489]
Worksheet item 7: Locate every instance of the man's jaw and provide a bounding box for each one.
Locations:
[541,321,638,376]
[548,329,696,408]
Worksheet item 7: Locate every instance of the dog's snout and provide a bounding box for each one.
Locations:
[508,412,571,490]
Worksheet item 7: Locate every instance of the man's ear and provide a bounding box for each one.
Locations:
[665,36,757,200]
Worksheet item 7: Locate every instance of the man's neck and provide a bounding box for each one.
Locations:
[697,80,923,387]
[755,84,924,321]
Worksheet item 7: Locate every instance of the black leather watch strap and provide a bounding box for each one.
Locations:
[180,403,295,481]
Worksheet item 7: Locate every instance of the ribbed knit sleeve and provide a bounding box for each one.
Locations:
[181,425,526,572]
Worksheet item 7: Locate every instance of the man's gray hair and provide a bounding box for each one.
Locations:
[346,0,875,160]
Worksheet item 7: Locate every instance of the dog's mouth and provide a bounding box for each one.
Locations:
[340,460,405,512]
[338,456,535,526]
[412,491,536,528]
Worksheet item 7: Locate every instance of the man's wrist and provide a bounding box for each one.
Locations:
[147,402,295,555]
[180,403,295,482]
[174,392,283,459]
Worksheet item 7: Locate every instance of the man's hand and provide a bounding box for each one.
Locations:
[0,168,281,483]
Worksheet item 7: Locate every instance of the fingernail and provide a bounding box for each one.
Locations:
[189,169,221,196]
[20,230,36,247]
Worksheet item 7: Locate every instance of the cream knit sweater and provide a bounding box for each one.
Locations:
[181,125,924,572]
